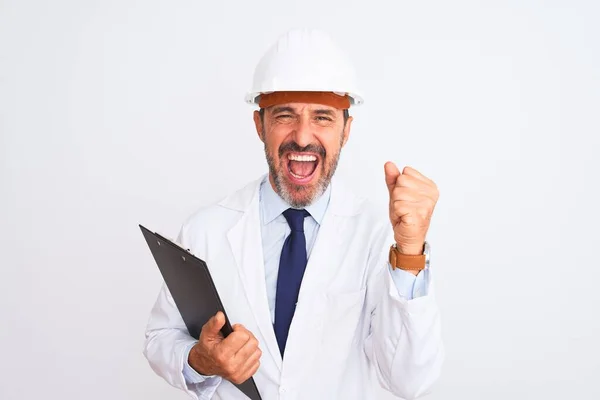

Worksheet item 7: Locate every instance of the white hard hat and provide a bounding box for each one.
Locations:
[245,28,363,107]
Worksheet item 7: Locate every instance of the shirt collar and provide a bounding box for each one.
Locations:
[260,175,331,226]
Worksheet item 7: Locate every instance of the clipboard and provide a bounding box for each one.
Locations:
[140,225,262,400]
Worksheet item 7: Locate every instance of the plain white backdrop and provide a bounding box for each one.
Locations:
[1,0,599,399]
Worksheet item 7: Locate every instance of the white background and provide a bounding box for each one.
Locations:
[1,0,599,399]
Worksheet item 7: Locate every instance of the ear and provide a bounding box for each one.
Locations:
[253,110,264,142]
[341,115,353,148]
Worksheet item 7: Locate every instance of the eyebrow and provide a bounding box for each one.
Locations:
[313,109,336,117]
[271,106,296,114]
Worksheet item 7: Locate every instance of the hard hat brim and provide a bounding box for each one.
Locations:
[245,91,363,107]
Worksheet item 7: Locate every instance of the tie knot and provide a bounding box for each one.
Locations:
[282,208,309,232]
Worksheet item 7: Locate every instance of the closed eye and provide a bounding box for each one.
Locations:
[276,114,294,120]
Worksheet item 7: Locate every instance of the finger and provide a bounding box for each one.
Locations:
[395,173,426,189]
[229,360,261,385]
[238,359,261,383]
[384,161,401,194]
[246,360,261,378]
[202,311,226,339]
[231,324,253,344]
[402,166,435,186]
[232,323,249,332]
[246,348,262,367]
[396,171,437,194]
[220,330,252,359]
[222,348,260,383]
[234,334,260,361]
[236,347,262,377]
[391,184,437,204]
[390,187,422,203]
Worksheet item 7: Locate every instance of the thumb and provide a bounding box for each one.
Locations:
[384,161,401,194]
[204,311,226,338]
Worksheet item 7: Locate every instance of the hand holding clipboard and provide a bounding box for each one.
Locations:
[188,311,262,386]
[140,225,262,400]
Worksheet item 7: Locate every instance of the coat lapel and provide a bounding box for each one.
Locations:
[224,177,283,371]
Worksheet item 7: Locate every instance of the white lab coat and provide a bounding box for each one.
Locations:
[143,175,443,400]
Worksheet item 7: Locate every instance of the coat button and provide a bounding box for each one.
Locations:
[279,386,286,394]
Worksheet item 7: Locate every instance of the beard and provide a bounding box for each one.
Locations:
[264,134,344,208]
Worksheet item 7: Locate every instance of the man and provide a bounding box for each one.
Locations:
[144,29,443,399]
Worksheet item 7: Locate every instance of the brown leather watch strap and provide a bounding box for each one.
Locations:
[389,245,426,271]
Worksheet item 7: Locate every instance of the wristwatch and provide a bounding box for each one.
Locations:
[389,241,430,271]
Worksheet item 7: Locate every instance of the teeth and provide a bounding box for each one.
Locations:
[288,154,317,162]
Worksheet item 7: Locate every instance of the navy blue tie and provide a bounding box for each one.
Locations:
[274,208,310,356]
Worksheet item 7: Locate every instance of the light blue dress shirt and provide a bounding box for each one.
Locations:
[182,176,429,385]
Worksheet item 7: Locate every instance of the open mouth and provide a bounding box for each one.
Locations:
[285,152,320,185]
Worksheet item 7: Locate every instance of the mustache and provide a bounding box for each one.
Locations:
[278,141,326,158]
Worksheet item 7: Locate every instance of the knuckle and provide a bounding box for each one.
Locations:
[214,352,226,366]
[223,364,236,376]
[230,372,244,384]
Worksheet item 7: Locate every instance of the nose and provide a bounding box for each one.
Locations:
[291,117,314,148]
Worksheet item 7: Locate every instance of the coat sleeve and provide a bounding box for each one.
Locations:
[143,283,222,399]
[142,225,222,399]
[363,224,444,399]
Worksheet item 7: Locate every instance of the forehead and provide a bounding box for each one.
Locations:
[268,102,339,114]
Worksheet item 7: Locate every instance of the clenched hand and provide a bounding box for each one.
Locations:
[188,311,262,384]
[385,162,439,257]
